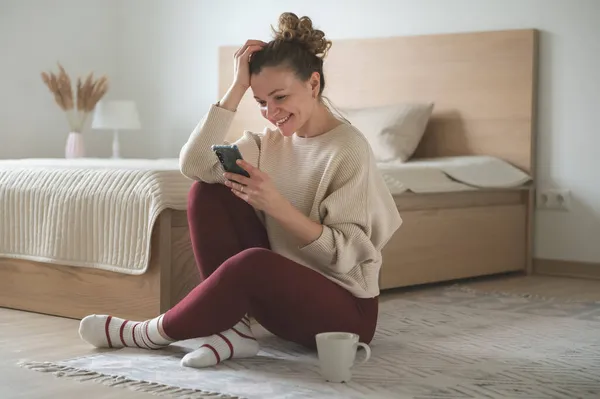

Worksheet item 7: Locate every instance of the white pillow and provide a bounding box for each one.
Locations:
[342,103,434,163]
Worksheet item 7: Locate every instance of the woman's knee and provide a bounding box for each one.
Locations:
[225,248,274,270]
[214,248,275,281]
[187,181,229,216]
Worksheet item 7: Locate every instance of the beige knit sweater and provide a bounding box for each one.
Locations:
[180,104,402,298]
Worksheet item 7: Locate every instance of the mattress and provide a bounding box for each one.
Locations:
[0,158,192,275]
[377,155,532,195]
[0,155,530,275]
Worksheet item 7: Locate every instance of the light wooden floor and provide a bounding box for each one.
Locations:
[2,273,600,399]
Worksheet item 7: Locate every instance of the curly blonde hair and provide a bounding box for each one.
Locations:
[272,12,332,59]
[249,12,333,97]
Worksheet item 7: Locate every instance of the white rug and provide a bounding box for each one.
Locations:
[20,287,600,399]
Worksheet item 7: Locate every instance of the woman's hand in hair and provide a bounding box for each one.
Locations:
[217,40,266,112]
[233,39,266,90]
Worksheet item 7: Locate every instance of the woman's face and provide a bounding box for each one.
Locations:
[250,66,320,137]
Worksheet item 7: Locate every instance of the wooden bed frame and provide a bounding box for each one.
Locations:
[0,28,538,320]
[0,210,200,321]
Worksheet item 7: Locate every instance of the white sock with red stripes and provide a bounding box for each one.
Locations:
[181,316,259,368]
[78,314,174,349]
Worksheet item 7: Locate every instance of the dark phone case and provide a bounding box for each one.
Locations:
[211,145,250,178]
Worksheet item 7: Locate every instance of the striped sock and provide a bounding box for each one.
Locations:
[78,314,174,349]
[181,316,259,368]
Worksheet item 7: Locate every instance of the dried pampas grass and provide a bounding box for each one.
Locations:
[41,62,109,133]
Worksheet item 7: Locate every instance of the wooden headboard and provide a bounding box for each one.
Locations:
[218,29,538,175]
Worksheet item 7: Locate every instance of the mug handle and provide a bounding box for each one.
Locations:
[355,342,371,365]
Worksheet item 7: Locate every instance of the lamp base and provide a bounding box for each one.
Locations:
[112,129,121,159]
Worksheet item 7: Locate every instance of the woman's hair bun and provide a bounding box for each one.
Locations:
[272,12,332,58]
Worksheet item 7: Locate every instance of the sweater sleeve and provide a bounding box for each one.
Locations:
[179,104,262,184]
[297,145,402,275]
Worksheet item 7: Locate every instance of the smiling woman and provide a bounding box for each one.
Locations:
[77,12,402,371]
[248,14,334,138]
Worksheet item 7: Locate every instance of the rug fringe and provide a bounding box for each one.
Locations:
[18,361,243,399]
[450,284,600,304]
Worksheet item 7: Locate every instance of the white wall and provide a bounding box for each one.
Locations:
[117,0,600,264]
[2,0,599,264]
[0,0,121,158]
[113,0,178,158]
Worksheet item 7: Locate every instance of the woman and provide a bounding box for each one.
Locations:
[79,12,402,369]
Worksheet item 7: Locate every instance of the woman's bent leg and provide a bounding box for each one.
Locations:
[187,181,270,280]
[162,248,378,348]
[80,246,376,367]
[78,181,269,351]
[80,183,377,359]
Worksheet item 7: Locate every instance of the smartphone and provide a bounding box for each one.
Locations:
[211,144,250,178]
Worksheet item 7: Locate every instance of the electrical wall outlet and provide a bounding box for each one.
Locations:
[536,189,571,211]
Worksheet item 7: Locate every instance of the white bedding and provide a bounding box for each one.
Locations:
[378,155,532,194]
[0,155,530,275]
[0,158,193,275]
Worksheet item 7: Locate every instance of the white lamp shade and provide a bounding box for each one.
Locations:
[91,100,141,130]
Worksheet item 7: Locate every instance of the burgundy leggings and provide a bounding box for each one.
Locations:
[162,182,378,349]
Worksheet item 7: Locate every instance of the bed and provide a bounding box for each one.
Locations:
[0,158,201,320]
[0,28,538,320]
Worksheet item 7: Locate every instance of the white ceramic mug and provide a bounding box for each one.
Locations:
[315,332,371,383]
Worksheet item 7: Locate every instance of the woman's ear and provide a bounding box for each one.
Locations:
[310,72,320,98]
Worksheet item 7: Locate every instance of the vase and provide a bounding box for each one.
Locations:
[65,131,85,158]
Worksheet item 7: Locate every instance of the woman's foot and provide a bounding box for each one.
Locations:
[79,314,174,349]
[181,316,259,368]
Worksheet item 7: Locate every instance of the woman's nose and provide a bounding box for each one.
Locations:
[267,103,278,119]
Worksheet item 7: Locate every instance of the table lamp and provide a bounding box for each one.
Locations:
[91,100,141,158]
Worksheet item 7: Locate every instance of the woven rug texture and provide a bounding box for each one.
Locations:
[20,287,600,399]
